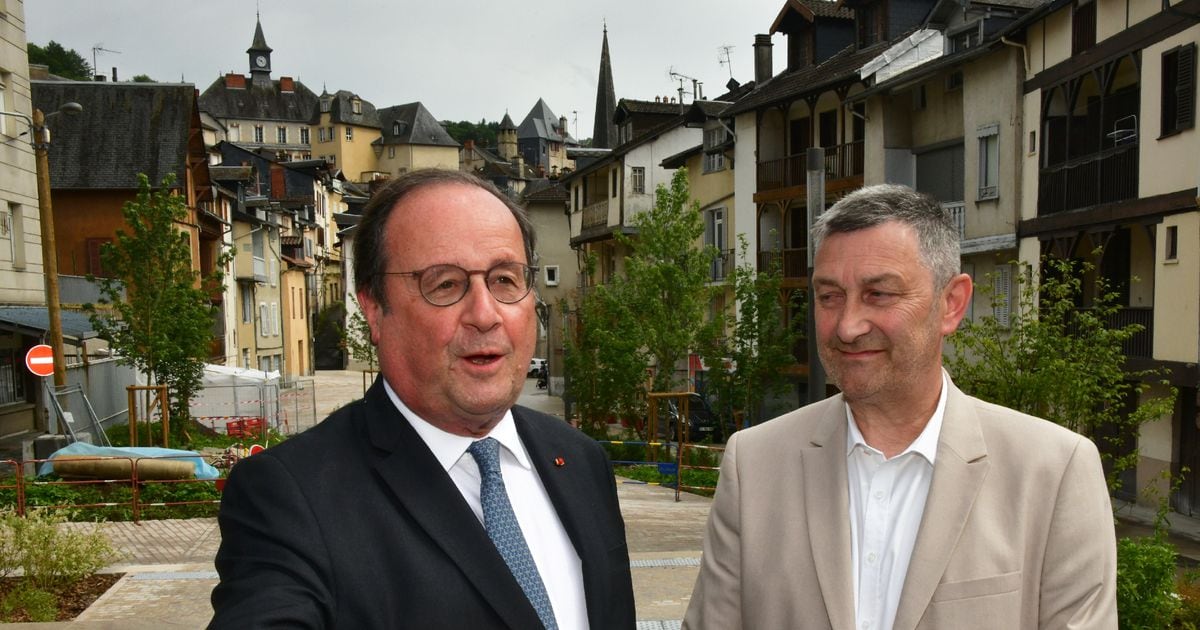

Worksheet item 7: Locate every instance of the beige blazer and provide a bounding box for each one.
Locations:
[683,377,1117,630]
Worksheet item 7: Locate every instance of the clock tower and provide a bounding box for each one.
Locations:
[247,17,273,88]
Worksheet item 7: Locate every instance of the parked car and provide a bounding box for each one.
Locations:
[654,393,734,442]
[527,358,547,377]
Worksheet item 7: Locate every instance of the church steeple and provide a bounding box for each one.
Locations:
[247,16,273,87]
[592,24,618,149]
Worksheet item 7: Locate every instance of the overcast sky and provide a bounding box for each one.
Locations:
[26,0,786,141]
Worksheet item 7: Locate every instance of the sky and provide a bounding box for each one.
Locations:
[26,0,787,141]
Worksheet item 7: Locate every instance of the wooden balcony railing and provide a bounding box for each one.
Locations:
[758,248,808,279]
[1038,143,1137,216]
[582,200,609,231]
[756,140,865,192]
[1066,306,1153,358]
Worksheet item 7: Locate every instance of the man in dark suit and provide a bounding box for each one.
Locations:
[210,169,636,629]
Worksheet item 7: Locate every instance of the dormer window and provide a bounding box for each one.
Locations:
[857,3,884,48]
[948,23,981,53]
[320,97,331,113]
[393,121,407,135]
[352,97,362,115]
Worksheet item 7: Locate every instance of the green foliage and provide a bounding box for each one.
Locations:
[614,464,719,496]
[1117,536,1180,629]
[84,174,233,442]
[441,119,500,147]
[566,169,715,437]
[131,74,155,82]
[27,41,92,81]
[698,234,799,427]
[946,256,1176,491]
[341,295,377,370]
[0,509,118,590]
[0,473,222,522]
[0,584,57,622]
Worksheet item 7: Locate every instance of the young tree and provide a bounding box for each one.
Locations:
[616,168,715,394]
[341,295,378,371]
[564,281,647,437]
[946,256,1176,491]
[698,235,800,430]
[27,41,92,81]
[85,174,230,443]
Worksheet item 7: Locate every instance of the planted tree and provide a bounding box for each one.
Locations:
[26,41,92,81]
[86,174,231,444]
[698,235,800,431]
[341,295,378,371]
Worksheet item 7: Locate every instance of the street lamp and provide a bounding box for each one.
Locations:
[0,101,83,390]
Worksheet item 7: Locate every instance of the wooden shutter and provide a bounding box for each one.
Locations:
[1178,43,1196,131]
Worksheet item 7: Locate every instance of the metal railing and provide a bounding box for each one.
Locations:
[711,249,734,282]
[1038,143,1138,215]
[758,248,808,279]
[756,140,865,192]
[945,201,966,240]
[1066,306,1153,358]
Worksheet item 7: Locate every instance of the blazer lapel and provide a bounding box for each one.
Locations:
[803,398,856,630]
[891,380,990,630]
[363,381,543,630]
[514,409,612,630]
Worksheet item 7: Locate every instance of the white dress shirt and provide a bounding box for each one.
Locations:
[384,382,589,630]
[845,371,948,630]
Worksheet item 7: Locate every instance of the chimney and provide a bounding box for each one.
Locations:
[559,115,568,137]
[464,139,475,150]
[754,34,774,85]
[29,64,50,80]
[279,77,295,93]
[655,95,661,103]
[112,67,118,82]
[512,155,525,175]
[225,73,247,89]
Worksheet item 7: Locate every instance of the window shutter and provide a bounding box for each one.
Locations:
[993,265,1012,328]
[1178,44,1196,130]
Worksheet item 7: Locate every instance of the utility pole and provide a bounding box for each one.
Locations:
[31,109,67,390]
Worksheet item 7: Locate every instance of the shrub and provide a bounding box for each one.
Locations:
[0,585,57,622]
[1116,535,1180,629]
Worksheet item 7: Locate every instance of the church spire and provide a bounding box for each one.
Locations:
[592,23,618,149]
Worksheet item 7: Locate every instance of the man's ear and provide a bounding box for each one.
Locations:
[357,288,382,346]
[940,273,974,335]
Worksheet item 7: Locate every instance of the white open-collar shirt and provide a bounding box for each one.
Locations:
[845,371,948,630]
[384,381,588,630]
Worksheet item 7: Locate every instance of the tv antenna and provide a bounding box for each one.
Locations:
[92,44,121,77]
[668,67,703,103]
[718,45,735,79]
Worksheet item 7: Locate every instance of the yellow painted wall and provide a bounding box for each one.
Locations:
[1154,212,1200,362]
[1139,27,1200,198]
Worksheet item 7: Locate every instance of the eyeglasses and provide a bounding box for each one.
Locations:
[380,262,538,307]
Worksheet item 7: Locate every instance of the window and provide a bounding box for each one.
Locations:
[351,97,362,115]
[611,169,618,197]
[317,127,327,143]
[0,348,27,406]
[0,72,8,136]
[631,167,646,194]
[544,265,560,287]
[259,302,269,337]
[241,284,253,323]
[259,356,271,372]
[703,128,727,173]
[1072,0,1096,55]
[300,128,310,145]
[388,146,396,159]
[253,125,264,143]
[85,237,112,276]
[912,85,927,111]
[857,3,883,48]
[1028,130,1037,154]
[945,71,964,91]
[1162,44,1196,136]
[977,123,999,200]
[1165,225,1179,261]
[277,126,288,144]
[272,302,280,336]
[948,24,980,53]
[242,349,250,369]
[345,126,354,141]
[706,208,727,280]
[7,203,23,269]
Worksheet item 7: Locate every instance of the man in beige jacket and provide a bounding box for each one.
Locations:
[684,184,1116,630]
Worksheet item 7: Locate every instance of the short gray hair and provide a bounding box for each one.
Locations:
[811,184,960,288]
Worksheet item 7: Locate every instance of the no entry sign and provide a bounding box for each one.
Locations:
[25,344,54,377]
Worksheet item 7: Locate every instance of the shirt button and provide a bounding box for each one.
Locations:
[862,621,872,629]
[874,490,884,500]
[867,552,877,564]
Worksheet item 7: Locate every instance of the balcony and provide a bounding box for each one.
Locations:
[1067,306,1153,358]
[1038,144,1137,216]
[756,140,865,193]
[710,249,734,282]
[758,248,808,280]
[944,202,966,240]
[582,200,609,231]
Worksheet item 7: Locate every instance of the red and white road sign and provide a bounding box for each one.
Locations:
[25,344,54,377]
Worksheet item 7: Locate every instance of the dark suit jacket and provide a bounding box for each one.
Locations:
[210,379,635,629]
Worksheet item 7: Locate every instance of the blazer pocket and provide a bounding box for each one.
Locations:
[931,571,1022,602]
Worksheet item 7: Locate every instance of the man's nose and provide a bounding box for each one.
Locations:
[835,296,871,343]
[460,276,502,330]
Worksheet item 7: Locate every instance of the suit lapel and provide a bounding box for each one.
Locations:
[891,381,990,630]
[362,381,543,630]
[804,398,856,630]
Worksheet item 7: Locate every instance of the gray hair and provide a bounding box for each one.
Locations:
[811,184,960,288]
[352,168,536,310]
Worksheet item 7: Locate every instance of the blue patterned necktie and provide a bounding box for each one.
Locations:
[468,437,559,630]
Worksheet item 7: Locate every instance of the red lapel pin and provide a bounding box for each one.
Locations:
[554,457,566,467]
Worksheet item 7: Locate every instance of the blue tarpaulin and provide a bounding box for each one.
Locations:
[38,442,220,479]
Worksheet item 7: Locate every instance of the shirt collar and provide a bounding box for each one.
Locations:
[383,379,532,472]
[844,370,949,464]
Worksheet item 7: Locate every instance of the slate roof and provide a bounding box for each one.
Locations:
[499,112,516,130]
[616,99,683,117]
[722,40,891,116]
[592,27,618,149]
[318,90,381,127]
[772,0,853,33]
[198,75,319,123]
[0,306,96,339]
[521,179,569,203]
[33,80,197,190]
[248,19,272,53]
[517,98,576,144]
[375,102,459,147]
